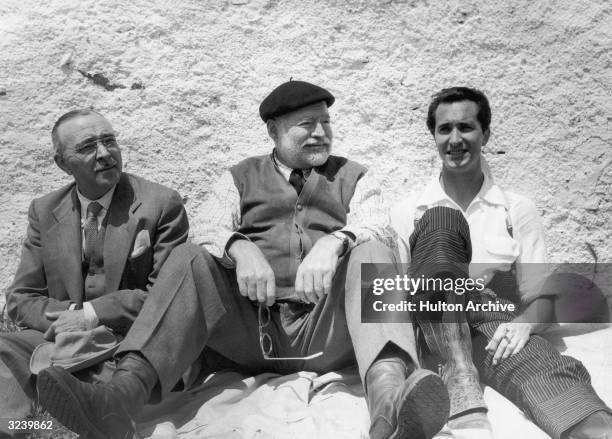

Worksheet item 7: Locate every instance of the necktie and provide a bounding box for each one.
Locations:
[289,169,305,195]
[84,201,103,262]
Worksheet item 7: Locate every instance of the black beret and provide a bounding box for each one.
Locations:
[259,80,335,122]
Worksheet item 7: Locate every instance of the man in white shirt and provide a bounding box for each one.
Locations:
[391,87,611,439]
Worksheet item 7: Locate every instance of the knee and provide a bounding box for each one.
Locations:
[419,206,469,231]
[168,243,209,263]
[348,241,396,264]
[411,207,472,263]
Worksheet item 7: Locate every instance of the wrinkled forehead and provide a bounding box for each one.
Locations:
[276,101,330,125]
[57,113,115,146]
[435,100,480,125]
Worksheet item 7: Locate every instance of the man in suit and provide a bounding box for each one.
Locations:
[37,81,450,439]
[0,109,189,436]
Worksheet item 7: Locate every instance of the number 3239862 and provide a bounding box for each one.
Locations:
[8,420,53,430]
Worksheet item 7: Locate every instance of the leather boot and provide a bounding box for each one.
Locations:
[37,353,157,439]
[418,319,487,417]
[419,319,492,438]
[563,411,612,439]
[366,356,450,439]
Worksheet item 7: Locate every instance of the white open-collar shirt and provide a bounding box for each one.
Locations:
[391,159,549,304]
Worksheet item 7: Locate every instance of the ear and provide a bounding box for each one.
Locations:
[54,152,72,176]
[482,128,490,146]
[266,119,278,142]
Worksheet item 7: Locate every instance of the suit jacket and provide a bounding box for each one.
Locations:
[6,173,189,335]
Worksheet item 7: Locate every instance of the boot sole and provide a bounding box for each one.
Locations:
[392,370,450,439]
[37,367,134,439]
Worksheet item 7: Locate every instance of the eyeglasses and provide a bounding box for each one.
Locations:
[258,303,323,361]
[76,135,118,154]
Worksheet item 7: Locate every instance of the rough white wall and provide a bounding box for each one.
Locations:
[1,0,611,307]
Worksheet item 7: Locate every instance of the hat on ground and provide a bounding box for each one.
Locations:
[30,326,119,375]
[543,272,609,324]
[259,80,335,122]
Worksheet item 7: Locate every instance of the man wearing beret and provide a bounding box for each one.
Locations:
[37,81,450,439]
[0,109,189,436]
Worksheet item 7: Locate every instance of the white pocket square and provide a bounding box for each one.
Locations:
[131,230,151,258]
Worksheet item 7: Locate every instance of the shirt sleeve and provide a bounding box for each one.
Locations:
[509,194,550,304]
[82,301,99,329]
[341,172,398,251]
[190,170,244,265]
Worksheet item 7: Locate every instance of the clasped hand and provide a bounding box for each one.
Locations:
[229,235,344,306]
[43,309,88,341]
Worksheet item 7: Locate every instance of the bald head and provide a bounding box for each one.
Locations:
[52,109,122,200]
[51,109,106,155]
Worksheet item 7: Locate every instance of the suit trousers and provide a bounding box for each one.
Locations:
[119,241,418,397]
[0,330,44,436]
[410,206,610,439]
[0,329,116,437]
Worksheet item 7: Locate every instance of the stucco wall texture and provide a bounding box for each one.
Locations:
[1,0,610,308]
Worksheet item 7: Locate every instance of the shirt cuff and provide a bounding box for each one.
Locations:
[332,230,356,256]
[82,302,99,330]
[340,224,398,251]
[220,232,252,268]
[335,227,357,249]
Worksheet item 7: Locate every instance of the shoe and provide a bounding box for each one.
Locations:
[37,366,135,439]
[367,358,450,439]
[564,411,612,439]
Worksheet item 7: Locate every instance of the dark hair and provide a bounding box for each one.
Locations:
[426,87,491,135]
[51,108,103,153]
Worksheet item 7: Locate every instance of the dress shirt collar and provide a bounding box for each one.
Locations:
[416,156,506,209]
[271,149,312,181]
[77,185,117,223]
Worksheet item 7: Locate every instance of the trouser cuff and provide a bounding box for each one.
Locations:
[531,383,611,439]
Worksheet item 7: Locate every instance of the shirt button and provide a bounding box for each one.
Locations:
[296,204,303,211]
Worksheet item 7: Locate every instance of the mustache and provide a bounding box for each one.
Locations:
[95,157,118,171]
[303,142,331,147]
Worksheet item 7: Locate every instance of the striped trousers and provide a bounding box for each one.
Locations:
[409,206,610,439]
